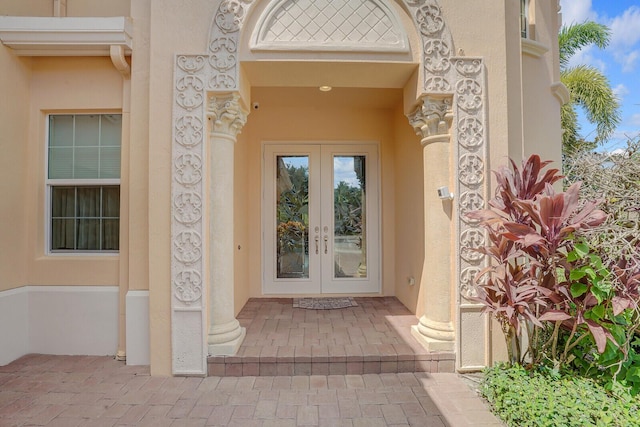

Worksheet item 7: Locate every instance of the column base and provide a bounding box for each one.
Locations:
[208,327,246,356]
[411,325,454,352]
[207,318,246,356]
[411,315,455,352]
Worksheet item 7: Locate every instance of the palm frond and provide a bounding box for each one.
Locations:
[561,65,621,143]
[559,22,610,69]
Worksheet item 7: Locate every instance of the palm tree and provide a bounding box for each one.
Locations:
[559,21,621,153]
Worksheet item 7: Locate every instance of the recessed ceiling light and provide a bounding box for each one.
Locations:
[319,85,332,92]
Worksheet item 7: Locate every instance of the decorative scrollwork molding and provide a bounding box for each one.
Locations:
[175,115,204,148]
[209,37,237,72]
[416,3,445,36]
[458,191,484,224]
[452,58,487,312]
[208,0,254,92]
[460,229,485,263]
[177,55,206,74]
[174,192,203,225]
[458,117,483,149]
[209,74,236,90]
[424,39,451,73]
[174,153,203,186]
[208,93,248,137]
[454,58,482,76]
[176,75,205,110]
[425,76,451,92]
[456,78,483,111]
[174,270,203,304]
[459,153,484,186]
[460,267,481,299]
[215,0,248,34]
[174,231,203,264]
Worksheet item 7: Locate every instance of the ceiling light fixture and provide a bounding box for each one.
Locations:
[319,85,332,92]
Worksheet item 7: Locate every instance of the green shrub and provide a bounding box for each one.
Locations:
[481,364,640,427]
[469,155,640,394]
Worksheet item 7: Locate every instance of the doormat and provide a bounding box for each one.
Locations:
[293,297,358,309]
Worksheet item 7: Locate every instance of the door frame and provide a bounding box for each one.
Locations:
[261,141,381,295]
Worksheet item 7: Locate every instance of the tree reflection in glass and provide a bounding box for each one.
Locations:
[333,155,366,278]
[276,156,309,278]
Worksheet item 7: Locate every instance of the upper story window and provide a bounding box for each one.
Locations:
[520,0,530,39]
[521,0,530,38]
[47,114,122,253]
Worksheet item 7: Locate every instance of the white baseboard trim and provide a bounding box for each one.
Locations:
[126,290,150,365]
[0,285,119,366]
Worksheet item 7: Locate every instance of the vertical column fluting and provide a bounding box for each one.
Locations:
[206,93,247,355]
[408,95,456,352]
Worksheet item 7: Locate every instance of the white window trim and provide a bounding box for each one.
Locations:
[44,113,122,256]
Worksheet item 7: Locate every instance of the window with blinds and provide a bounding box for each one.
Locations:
[47,114,122,252]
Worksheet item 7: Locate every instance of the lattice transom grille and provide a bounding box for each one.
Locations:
[260,0,404,48]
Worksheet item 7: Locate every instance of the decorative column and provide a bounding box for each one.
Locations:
[408,95,455,352]
[206,93,247,355]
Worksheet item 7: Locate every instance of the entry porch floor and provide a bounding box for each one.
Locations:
[207,297,455,377]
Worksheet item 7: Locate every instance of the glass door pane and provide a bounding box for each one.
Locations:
[333,156,367,278]
[276,156,309,279]
[263,144,378,295]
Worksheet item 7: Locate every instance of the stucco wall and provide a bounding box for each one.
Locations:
[440,0,524,166]
[239,87,401,303]
[0,0,52,16]
[25,57,122,286]
[522,1,563,166]
[0,0,130,16]
[0,49,30,293]
[66,0,130,17]
[392,105,425,316]
[128,0,151,292]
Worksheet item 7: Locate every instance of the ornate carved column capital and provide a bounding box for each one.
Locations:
[407,95,453,145]
[207,93,248,138]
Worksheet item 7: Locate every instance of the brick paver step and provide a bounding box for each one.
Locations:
[207,298,455,377]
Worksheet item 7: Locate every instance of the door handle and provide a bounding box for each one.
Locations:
[315,236,319,254]
[324,235,328,254]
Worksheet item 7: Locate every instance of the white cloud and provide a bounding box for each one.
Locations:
[333,157,360,188]
[560,0,597,25]
[567,45,607,71]
[613,84,629,101]
[609,6,640,49]
[619,50,639,72]
[606,6,640,72]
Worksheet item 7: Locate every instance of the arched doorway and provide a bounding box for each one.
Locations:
[170,0,489,375]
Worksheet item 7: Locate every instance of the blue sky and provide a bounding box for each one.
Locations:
[559,0,640,151]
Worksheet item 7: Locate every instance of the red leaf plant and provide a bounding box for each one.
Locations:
[467,155,608,367]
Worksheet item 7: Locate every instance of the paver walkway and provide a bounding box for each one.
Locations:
[0,354,502,426]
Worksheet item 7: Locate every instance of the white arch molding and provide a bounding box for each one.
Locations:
[170,0,488,375]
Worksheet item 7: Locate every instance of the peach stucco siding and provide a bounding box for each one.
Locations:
[0,0,564,375]
[0,49,30,293]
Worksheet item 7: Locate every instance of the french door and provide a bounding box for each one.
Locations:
[263,143,380,294]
